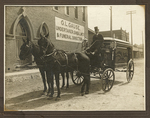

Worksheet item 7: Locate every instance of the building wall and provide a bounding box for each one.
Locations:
[5,6,88,72]
[99,28,129,42]
[133,46,144,58]
[133,51,143,58]
[88,30,94,45]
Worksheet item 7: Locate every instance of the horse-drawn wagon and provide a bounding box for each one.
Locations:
[19,35,134,99]
[72,37,134,92]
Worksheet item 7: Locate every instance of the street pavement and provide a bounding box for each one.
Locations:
[5,58,145,111]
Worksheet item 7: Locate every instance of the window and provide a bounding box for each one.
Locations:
[65,6,69,15]
[82,7,86,21]
[42,26,47,36]
[16,19,29,61]
[40,22,49,38]
[54,6,58,10]
[74,6,78,19]
[16,23,27,37]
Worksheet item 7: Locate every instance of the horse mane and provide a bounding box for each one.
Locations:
[46,38,55,49]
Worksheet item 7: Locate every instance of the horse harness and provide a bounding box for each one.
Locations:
[40,48,79,70]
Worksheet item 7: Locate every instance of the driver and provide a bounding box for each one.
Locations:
[86,26,104,70]
[91,26,104,54]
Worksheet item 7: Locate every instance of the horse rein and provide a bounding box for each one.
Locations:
[38,38,89,76]
[85,40,102,51]
[40,48,57,60]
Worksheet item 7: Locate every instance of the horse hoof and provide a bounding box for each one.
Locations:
[81,92,84,96]
[41,92,47,96]
[47,93,50,96]
[61,85,65,88]
[55,97,61,101]
[85,91,89,94]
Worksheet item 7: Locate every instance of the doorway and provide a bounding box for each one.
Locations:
[15,18,32,65]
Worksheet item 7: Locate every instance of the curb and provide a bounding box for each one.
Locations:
[5,69,41,82]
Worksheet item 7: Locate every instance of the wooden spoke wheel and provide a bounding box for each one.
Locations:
[126,59,134,83]
[102,68,115,92]
[72,71,84,85]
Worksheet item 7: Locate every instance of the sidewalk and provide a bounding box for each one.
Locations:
[5,69,39,76]
[5,69,40,82]
[5,58,144,82]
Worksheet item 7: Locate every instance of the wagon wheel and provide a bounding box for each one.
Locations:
[101,68,115,92]
[126,59,134,83]
[72,71,84,85]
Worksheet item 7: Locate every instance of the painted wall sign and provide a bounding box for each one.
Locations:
[55,17,84,43]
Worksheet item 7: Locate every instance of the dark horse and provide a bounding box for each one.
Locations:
[38,35,90,98]
[19,39,73,97]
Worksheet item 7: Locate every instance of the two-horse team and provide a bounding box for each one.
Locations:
[19,34,94,100]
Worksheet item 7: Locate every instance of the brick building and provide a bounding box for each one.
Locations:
[5,6,88,72]
[88,28,144,59]
[99,27,129,42]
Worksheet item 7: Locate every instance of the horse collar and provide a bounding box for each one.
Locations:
[42,48,57,58]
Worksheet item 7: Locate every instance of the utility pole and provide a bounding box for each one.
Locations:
[126,10,136,59]
[126,10,136,45]
[110,6,113,38]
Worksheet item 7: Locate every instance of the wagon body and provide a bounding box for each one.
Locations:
[102,37,133,70]
[73,37,134,92]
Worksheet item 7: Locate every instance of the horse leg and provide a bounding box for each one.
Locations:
[81,74,90,95]
[61,72,65,89]
[66,71,69,89]
[85,74,90,94]
[39,68,47,95]
[47,72,54,100]
[50,71,54,98]
[70,71,74,85]
[70,71,74,80]
[81,77,86,96]
[55,72,61,100]
[46,71,51,96]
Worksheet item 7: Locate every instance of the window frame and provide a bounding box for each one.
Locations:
[74,6,78,19]
[82,6,86,22]
[53,6,59,12]
[65,6,69,16]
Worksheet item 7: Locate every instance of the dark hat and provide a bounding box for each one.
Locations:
[94,26,99,31]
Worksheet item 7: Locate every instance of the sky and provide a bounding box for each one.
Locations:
[87,5,145,45]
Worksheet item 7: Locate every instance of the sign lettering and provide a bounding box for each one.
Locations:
[55,17,84,42]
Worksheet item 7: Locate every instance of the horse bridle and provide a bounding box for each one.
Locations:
[40,48,57,60]
[39,37,50,55]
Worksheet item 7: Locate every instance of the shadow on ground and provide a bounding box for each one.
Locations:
[5,78,126,110]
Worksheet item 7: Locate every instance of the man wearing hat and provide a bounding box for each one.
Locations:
[91,26,104,49]
[89,26,104,70]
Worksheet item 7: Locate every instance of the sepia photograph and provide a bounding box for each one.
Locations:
[4,5,145,111]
